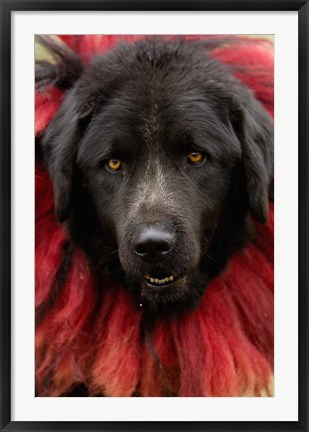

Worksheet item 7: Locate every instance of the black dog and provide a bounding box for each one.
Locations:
[36,36,273,314]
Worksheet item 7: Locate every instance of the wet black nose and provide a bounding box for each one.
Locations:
[131,224,175,261]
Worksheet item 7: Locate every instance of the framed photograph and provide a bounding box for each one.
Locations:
[1,1,308,431]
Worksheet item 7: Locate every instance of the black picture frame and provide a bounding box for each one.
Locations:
[1,1,308,431]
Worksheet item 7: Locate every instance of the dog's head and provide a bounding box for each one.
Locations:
[38,37,273,312]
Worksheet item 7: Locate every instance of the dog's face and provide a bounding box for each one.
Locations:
[40,38,273,312]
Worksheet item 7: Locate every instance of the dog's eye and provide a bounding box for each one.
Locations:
[187,152,205,165]
[106,159,122,172]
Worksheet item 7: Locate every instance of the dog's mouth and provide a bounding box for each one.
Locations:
[142,274,185,291]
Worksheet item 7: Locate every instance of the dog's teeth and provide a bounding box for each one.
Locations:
[145,275,176,285]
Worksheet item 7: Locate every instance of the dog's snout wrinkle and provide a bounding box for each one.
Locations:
[131,223,175,262]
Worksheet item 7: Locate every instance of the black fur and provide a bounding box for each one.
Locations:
[36,36,273,314]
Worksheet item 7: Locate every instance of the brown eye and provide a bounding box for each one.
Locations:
[107,159,122,172]
[187,152,205,165]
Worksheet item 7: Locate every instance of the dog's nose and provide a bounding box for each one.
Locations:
[131,224,175,261]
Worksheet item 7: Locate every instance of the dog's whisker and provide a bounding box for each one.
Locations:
[103,249,119,258]
[201,252,216,262]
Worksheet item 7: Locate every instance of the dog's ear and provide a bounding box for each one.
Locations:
[42,84,102,222]
[230,97,273,224]
[36,36,103,221]
[41,92,80,222]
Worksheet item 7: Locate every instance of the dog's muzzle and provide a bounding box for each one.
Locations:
[130,222,185,291]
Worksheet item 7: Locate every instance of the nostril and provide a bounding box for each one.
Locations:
[135,244,148,256]
[156,240,173,254]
